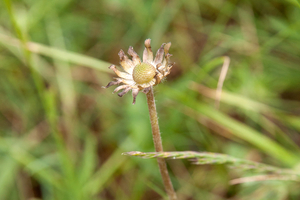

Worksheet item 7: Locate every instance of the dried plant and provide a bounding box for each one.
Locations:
[103,39,177,200]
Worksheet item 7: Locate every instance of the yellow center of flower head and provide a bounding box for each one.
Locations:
[132,62,156,84]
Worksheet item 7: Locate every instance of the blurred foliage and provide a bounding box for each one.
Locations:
[0,0,300,199]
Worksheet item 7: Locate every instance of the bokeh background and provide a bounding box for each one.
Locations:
[1,0,300,199]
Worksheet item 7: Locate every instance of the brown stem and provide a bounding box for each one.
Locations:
[146,86,177,200]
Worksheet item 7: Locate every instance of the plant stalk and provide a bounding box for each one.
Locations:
[146,86,177,200]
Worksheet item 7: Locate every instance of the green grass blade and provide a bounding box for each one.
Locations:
[0,156,19,199]
[0,32,111,72]
[165,88,300,167]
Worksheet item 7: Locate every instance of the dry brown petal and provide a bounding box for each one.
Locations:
[128,46,141,66]
[143,39,153,63]
[164,42,171,54]
[132,88,139,104]
[118,87,131,97]
[103,79,122,88]
[109,65,131,79]
[154,43,165,65]
[118,50,134,73]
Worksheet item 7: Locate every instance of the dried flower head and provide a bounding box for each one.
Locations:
[103,39,173,104]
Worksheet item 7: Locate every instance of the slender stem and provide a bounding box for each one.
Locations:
[146,86,177,200]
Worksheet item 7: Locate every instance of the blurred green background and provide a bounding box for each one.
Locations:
[1,0,300,199]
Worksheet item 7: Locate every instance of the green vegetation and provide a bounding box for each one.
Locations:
[1,0,300,199]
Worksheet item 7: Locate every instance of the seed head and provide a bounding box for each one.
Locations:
[103,39,173,104]
[133,63,156,84]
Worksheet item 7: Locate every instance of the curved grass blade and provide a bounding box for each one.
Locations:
[123,151,300,178]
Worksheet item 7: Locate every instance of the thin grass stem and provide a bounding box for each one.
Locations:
[146,86,177,200]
